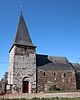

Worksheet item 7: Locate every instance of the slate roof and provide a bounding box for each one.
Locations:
[71,63,80,72]
[36,54,74,70]
[14,12,34,47]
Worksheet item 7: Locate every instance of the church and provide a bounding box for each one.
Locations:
[8,11,80,93]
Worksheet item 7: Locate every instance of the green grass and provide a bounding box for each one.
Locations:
[1,98,80,100]
[47,89,80,93]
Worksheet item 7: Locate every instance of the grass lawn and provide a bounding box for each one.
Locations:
[1,98,80,100]
[47,90,80,93]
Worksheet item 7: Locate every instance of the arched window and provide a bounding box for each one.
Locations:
[64,73,66,77]
[54,72,56,76]
[24,48,26,52]
[43,72,45,76]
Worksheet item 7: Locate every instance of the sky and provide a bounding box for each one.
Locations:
[0,0,80,80]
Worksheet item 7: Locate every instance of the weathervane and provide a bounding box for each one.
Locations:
[20,5,22,13]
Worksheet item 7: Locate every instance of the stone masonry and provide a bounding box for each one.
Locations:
[8,45,36,93]
[37,69,76,92]
[8,46,15,85]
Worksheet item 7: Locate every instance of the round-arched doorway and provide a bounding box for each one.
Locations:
[22,77,31,93]
[23,81,29,93]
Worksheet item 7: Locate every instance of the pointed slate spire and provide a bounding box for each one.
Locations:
[14,11,34,47]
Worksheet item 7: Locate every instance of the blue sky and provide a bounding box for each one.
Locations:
[0,0,80,80]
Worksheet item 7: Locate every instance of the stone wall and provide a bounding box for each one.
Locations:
[37,69,77,92]
[0,82,2,94]
[8,45,36,93]
[75,72,80,90]
[8,46,15,84]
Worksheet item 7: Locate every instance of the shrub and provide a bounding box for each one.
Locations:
[20,99,26,100]
[32,97,40,100]
[49,85,60,91]
[2,99,26,100]
[41,98,47,100]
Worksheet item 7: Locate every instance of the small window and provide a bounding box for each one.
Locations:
[43,72,45,76]
[54,73,56,76]
[23,57,24,60]
[64,73,66,77]
[24,48,26,52]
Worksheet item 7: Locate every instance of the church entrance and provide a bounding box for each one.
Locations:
[23,81,29,93]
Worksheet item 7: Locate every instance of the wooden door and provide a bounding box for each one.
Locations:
[23,81,29,93]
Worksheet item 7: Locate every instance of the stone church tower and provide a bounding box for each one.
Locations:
[8,12,36,93]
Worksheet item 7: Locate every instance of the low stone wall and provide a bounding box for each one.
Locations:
[0,92,80,99]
